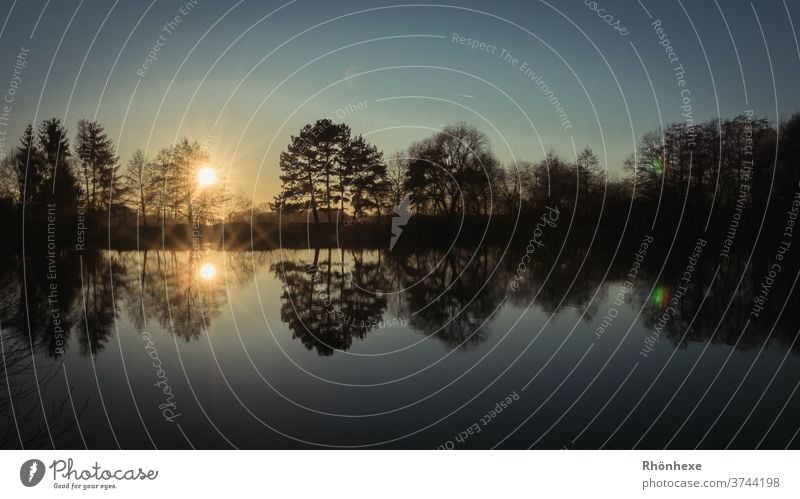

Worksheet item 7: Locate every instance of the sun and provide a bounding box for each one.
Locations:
[198,166,217,187]
[199,263,216,280]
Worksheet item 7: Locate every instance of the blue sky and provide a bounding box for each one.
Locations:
[1,0,799,202]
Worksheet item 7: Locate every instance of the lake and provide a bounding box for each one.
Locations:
[2,242,799,449]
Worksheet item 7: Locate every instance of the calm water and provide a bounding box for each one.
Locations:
[1,245,799,449]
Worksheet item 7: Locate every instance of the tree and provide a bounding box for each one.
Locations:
[317,120,351,222]
[575,146,602,197]
[777,112,800,204]
[121,149,154,227]
[0,155,17,205]
[385,152,409,209]
[149,146,175,224]
[505,160,536,213]
[75,119,118,212]
[37,118,80,217]
[494,164,521,216]
[624,130,664,203]
[148,139,217,226]
[404,123,499,217]
[12,125,47,210]
[172,139,208,226]
[273,119,352,225]
[573,146,605,217]
[38,118,71,184]
[223,190,252,223]
[531,150,576,210]
[343,134,387,219]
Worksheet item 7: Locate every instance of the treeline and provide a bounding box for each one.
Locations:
[4,237,796,359]
[272,112,800,235]
[2,112,799,249]
[0,118,244,248]
[625,112,799,221]
[0,119,83,236]
[268,118,606,224]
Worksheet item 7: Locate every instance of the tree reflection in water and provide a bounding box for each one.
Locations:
[0,239,795,360]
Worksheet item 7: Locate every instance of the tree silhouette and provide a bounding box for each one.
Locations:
[171,139,209,227]
[0,112,798,247]
[344,134,387,219]
[38,118,70,181]
[75,119,119,213]
[120,149,154,227]
[13,125,47,211]
[385,152,410,209]
[405,122,499,217]
[273,119,349,224]
[575,146,603,202]
[144,139,226,227]
[36,118,81,239]
[271,248,391,355]
[273,119,391,225]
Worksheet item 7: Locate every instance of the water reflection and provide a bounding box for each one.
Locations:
[1,238,799,449]
[271,248,390,355]
[119,251,257,342]
[199,262,216,281]
[0,238,798,359]
[0,330,81,448]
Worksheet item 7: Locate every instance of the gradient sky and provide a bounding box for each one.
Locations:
[1,0,799,204]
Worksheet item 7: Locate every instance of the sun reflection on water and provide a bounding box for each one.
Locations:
[199,263,216,280]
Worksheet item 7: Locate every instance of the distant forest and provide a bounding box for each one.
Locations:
[1,111,799,250]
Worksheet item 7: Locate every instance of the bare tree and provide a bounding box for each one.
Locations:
[121,149,154,227]
[404,123,499,217]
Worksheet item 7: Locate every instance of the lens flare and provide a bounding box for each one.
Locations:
[651,158,663,175]
[650,286,670,308]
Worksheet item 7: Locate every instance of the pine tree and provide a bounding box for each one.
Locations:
[316,120,350,222]
[14,124,46,209]
[75,119,119,212]
[38,118,71,185]
[273,119,351,225]
[344,134,387,219]
[37,118,81,236]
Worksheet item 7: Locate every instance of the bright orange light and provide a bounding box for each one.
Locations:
[198,166,217,187]
[199,263,216,280]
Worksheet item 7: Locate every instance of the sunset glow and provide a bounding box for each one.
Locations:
[5,0,800,462]
[199,263,216,280]
[198,167,217,187]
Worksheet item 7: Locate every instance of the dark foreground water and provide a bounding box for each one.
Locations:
[1,244,799,449]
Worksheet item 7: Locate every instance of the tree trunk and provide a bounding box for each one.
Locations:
[325,174,331,223]
[92,165,97,212]
[311,196,319,226]
[139,184,147,228]
[84,167,91,210]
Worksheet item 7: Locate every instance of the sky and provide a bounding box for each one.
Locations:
[1,0,799,204]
